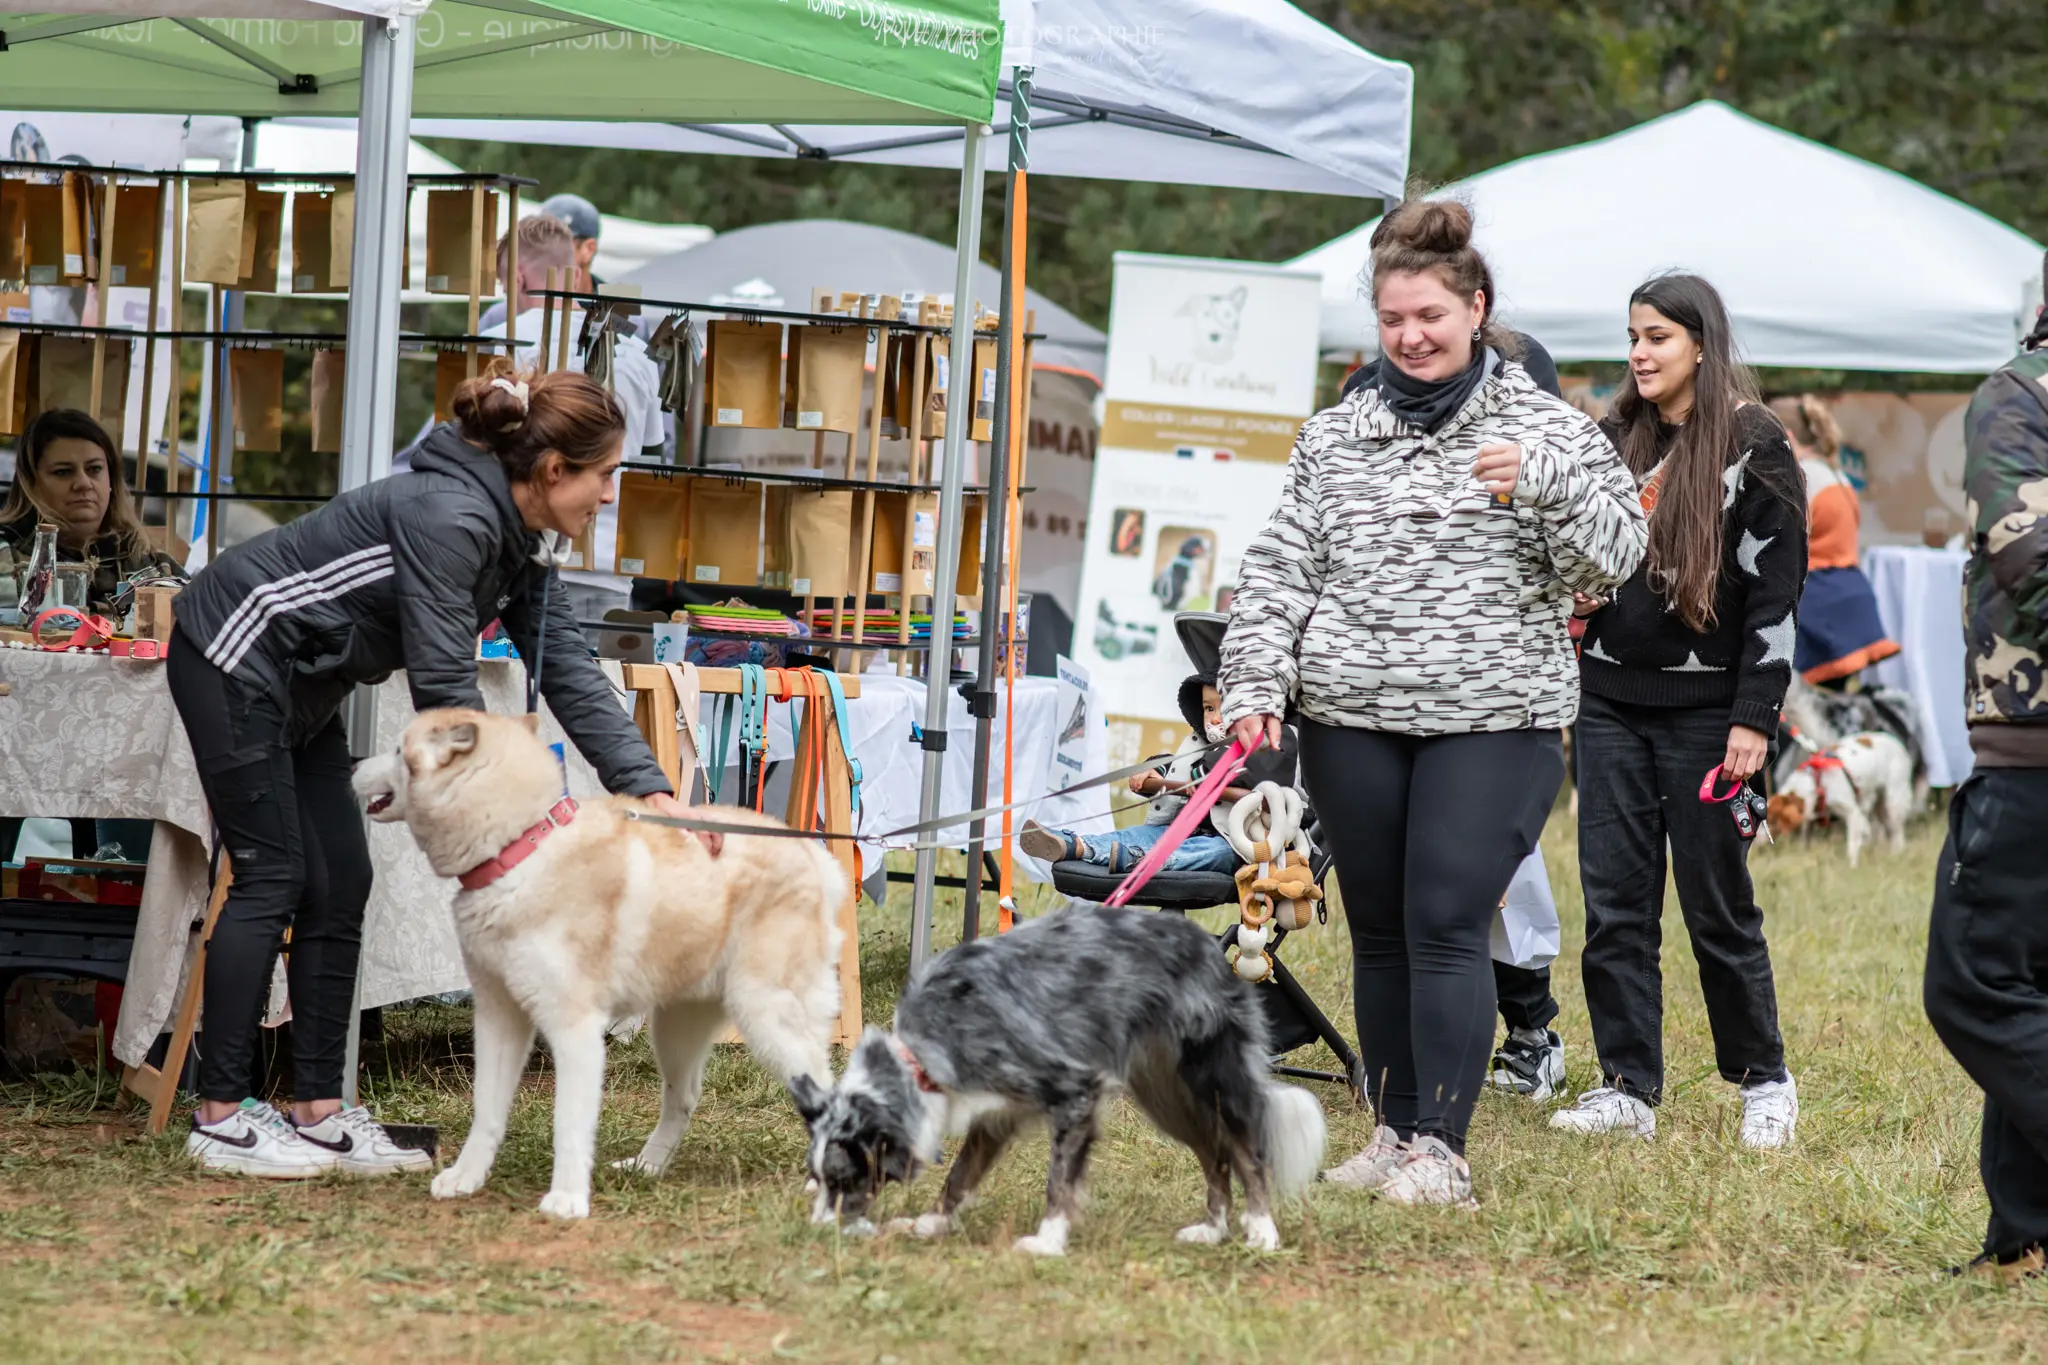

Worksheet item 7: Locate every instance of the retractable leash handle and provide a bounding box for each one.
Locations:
[1104,734,1263,909]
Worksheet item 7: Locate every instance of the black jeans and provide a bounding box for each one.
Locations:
[1924,769,2048,1259]
[1301,721,1564,1152]
[1575,693,1786,1104]
[165,631,372,1104]
[1495,961,1558,1032]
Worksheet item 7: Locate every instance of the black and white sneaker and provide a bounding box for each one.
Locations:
[187,1100,340,1179]
[1490,1028,1566,1101]
[291,1106,434,1176]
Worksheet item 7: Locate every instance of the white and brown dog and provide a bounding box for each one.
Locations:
[1766,731,1922,866]
[353,709,847,1219]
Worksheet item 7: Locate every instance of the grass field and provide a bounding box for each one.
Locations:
[2,811,2042,1363]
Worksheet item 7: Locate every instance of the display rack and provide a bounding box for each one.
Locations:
[532,285,1038,676]
[1,161,536,558]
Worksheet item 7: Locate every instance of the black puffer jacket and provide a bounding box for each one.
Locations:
[173,424,669,796]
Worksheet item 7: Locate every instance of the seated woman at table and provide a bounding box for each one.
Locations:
[0,408,185,618]
[1773,394,1898,689]
[0,409,185,865]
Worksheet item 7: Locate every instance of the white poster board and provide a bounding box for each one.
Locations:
[1073,254,1323,762]
[1051,655,1092,791]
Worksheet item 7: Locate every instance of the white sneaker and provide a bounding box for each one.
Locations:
[1739,1074,1798,1150]
[1375,1136,1478,1209]
[292,1105,434,1176]
[1322,1125,1408,1189]
[1549,1086,1656,1139]
[186,1100,340,1179]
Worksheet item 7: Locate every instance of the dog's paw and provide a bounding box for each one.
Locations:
[1012,1233,1068,1257]
[609,1154,664,1177]
[537,1189,590,1220]
[430,1165,485,1200]
[1174,1219,1227,1246]
[1241,1213,1281,1253]
[839,1217,879,1239]
[896,1211,957,1239]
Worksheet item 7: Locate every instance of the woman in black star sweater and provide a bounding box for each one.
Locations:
[1552,273,1808,1150]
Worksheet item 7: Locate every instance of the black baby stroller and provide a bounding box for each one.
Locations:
[1049,613,1365,1102]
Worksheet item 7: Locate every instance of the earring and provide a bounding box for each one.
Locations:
[1695,354,1704,365]
[1471,327,1482,342]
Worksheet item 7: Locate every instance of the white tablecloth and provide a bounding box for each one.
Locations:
[0,650,1104,1066]
[1864,544,1972,787]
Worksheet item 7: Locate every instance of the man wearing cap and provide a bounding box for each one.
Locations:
[480,192,603,332]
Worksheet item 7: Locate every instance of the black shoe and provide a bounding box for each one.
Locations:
[1489,1029,1565,1101]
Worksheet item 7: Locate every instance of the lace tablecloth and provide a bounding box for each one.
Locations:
[0,651,1105,1066]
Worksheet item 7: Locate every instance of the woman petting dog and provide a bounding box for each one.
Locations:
[1219,199,1647,1207]
[1554,274,1807,1148]
[167,363,699,1179]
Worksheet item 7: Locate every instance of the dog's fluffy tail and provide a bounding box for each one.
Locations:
[1260,1081,1326,1199]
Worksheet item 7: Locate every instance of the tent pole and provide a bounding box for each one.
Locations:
[339,14,416,1105]
[961,67,1031,942]
[906,120,988,974]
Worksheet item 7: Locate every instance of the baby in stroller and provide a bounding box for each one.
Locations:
[1021,667,1298,874]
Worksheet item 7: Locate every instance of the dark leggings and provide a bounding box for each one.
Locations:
[165,631,371,1104]
[1300,721,1564,1154]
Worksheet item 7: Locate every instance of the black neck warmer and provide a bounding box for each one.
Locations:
[1376,346,1494,434]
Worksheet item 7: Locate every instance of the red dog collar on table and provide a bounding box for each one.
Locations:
[29,609,163,658]
[458,798,578,891]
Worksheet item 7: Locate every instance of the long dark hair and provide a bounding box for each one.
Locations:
[1607,273,1759,633]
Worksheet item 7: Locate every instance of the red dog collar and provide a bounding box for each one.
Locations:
[893,1038,943,1094]
[458,798,578,891]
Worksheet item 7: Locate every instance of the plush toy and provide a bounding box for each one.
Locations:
[1222,783,1323,981]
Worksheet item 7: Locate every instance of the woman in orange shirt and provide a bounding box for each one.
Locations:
[1778,395,1899,687]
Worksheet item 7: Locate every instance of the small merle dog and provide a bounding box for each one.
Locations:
[790,908,1326,1255]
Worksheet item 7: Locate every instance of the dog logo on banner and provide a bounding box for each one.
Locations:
[1176,286,1248,363]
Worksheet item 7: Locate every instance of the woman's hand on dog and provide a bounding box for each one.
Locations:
[645,791,722,857]
[1722,725,1770,784]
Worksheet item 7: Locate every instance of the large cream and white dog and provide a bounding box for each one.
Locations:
[353,708,846,1219]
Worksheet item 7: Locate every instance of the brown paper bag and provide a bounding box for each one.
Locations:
[229,348,284,453]
[20,182,66,286]
[761,485,794,590]
[424,189,498,296]
[35,336,130,440]
[956,494,985,597]
[783,324,866,433]
[105,182,162,288]
[0,330,29,436]
[787,488,855,599]
[684,479,763,586]
[705,320,782,428]
[433,350,472,423]
[0,182,23,282]
[921,337,952,440]
[60,172,94,281]
[0,291,25,324]
[328,188,355,290]
[970,336,999,442]
[868,491,940,596]
[292,192,339,293]
[184,178,247,286]
[613,472,690,580]
[233,190,284,293]
[310,348,346,454]
[133,585,180,643]
[881,333,918,437]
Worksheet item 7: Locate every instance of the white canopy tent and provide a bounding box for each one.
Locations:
[300,0,1414,198]
[1293,101,2047,373]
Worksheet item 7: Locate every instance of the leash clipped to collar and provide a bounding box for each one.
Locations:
[458,797,578,891]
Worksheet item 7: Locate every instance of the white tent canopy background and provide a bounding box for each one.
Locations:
[1293,101,2047,373]
[305,0,1414,199]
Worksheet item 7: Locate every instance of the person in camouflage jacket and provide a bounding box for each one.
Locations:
[1923,277,2048,1282]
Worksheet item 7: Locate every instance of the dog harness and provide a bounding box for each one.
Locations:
[1796,750,1851,820]
[457,797,579,891]
[892,1038,943,1094]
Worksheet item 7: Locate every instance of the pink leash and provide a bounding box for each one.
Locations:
[1104,735,1262,908]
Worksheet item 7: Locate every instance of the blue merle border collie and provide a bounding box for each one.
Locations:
[790,907,1326,1255]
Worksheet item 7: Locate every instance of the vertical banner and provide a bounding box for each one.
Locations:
[1051,655,1093,791]
[1073,254,1323,764]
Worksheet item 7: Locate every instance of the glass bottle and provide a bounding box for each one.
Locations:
[17,522,59,618]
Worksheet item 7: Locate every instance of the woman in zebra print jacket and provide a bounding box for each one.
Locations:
[1219,200,1646,1208]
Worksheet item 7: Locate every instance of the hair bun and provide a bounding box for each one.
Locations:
[451,358,527,452]
[1372,198,1474,255]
